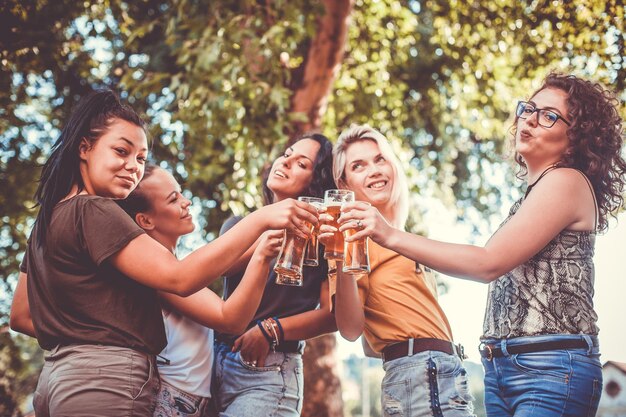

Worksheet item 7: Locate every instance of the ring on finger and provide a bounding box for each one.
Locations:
[356,220,363,229]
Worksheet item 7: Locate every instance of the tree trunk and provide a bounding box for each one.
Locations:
[302,334,344,417]
[292,2,353,415]
[289,0,354,138]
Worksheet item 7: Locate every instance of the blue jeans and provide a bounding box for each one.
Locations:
[381,350,475,417]
[211,342,304,417]
[154,380,210,417]
[481,334,602,417]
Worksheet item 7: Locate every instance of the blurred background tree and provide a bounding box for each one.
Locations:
[1,0,624,415]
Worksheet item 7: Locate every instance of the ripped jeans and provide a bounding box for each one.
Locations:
[381,350,475,417]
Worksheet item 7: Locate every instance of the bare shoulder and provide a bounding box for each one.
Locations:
[533,167,590,196]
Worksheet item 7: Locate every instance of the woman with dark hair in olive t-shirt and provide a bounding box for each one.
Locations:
[9,90,318,416]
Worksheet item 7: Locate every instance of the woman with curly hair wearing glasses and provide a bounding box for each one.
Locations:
[332,73,626,416]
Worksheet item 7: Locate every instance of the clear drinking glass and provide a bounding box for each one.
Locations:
[275,196,320,286]
[300,197,324,267]
[342,201,371,274]
[323,189,355,260]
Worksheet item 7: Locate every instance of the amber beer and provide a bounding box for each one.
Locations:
[301,197,325,267]
[274,230,308,286]
[275,196,321,286]
[343,228,370,273]
[323,204,344,260]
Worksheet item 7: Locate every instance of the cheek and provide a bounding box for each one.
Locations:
[344,173,363,192]
[294,170,314,189]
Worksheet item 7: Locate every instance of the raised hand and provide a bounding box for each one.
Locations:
[338,201,394,246]
[317,212,337,248]
[259,198,319,237]
[254,230,284,261]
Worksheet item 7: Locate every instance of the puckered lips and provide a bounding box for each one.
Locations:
[518,129,533,141]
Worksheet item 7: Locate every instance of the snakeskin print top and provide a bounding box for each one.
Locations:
[482,197,599,339]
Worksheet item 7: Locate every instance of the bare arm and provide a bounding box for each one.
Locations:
[160,231,282,334]
[111,199,318,296]
[279,279,338,340]
[9,272,36,337]
[219,216,262,277]
[340,169,595,283]
[233,278,337,367]
[332,262,365,341]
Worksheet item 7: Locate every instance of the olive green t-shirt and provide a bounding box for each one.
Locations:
[21,195,166,354]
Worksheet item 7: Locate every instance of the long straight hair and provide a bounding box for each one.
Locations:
[34,89,146,245]
[333,124,409,229]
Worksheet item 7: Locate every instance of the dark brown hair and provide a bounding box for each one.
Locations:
[116,164,159,220]
[511,73,626,232]
[261,133,335,205]
[34,89,146,244]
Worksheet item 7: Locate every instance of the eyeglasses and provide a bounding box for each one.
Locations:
[516,101,571,128]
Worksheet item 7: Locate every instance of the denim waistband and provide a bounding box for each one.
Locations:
[215,333,304,354]
[479,334,599,358]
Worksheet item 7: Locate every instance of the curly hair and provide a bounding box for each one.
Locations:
[262,133,336,205]
[512,73,626,232]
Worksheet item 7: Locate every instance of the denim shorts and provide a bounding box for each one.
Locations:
[154,380,210,417]
[481,334,602,417]
[211,342,304,417]
[381,350,475,417]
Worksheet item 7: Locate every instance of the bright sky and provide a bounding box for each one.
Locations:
[336,207,626,365]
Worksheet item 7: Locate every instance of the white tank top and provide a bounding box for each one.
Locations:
[158,309,214,397]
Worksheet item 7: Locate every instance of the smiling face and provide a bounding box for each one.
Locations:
[515,87,570,168]
[79,118,148,199]
[341,139,395,211]
[138,168,195,247]
[266,138,321,201]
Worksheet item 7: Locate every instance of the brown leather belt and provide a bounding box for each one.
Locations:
[479,338,594,361]
[382,338,466,363]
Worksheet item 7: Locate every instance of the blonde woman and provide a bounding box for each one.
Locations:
[320,124,475,417]
[336,74,626,416]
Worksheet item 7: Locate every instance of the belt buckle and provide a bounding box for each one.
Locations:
[484,345,493,361]
[479,343,493,361]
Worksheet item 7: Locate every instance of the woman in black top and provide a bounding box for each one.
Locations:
[212,133,337,417]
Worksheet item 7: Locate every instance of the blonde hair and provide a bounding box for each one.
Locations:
[333,124,409,228]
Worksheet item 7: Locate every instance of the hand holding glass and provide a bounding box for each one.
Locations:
[323,190,355,260]
[342,202,371,274]
[300,197,325,267]
[275,197,319,286]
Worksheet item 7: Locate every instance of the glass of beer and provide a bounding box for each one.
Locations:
[300,197,325,267]
[323,189,355,260]
[275,197,319,286]
[342,202,371,274]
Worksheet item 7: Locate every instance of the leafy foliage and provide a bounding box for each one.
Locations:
[0,0,624,412]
